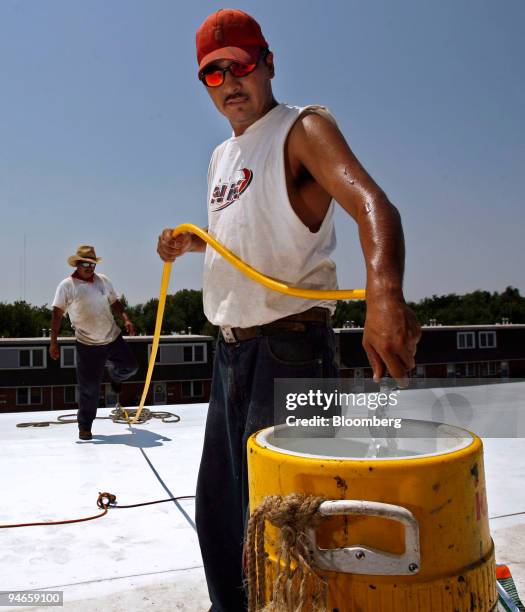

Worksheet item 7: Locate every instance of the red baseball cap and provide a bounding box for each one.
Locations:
[196,8,269,74]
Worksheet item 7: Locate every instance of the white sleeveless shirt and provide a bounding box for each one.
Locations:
[203,103,339,328]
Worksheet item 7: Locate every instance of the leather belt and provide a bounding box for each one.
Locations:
[220,307,331,344]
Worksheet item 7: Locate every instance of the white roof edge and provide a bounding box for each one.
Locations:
[334,324,525,332]
[0,335,214,344]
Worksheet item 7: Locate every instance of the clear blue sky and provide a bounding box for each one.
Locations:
[0,0,523,307]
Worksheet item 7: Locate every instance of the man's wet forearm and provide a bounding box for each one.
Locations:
[358,195,405,297]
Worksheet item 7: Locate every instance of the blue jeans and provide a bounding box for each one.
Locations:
[75,333,138,431]
[195,322,338,612]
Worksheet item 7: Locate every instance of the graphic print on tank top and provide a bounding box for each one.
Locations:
[210,168,253,212]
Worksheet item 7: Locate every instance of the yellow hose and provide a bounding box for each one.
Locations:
[130,223,366,424]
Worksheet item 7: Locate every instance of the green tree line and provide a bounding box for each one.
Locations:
[0,286,523,338]
[333,286,525,328]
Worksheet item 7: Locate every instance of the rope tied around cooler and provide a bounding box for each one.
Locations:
[245,493,329,612]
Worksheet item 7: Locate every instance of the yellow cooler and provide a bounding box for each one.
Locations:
[247,419,497,611]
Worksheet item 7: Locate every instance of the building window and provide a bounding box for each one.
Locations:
[480,362,498,376]
[19,348,45,368]
[479,331,496,349]
[0,347,47,369]
[19,350,31,367]
[153,383,167,404]
[64,386,79,404]
[457,332,475,349]
[454,363,476,377]
[16,387,43,405]
[60,346,77,368]
[150,343,207,365]
[466,363,476,377]
[181,380,204,398]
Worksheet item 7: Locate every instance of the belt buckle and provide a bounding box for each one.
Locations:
[221,326,237,344]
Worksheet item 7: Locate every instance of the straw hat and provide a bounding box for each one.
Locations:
[67,245,103,267]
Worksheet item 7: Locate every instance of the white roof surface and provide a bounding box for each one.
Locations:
[1,384,525,611]
[1,404,210,611]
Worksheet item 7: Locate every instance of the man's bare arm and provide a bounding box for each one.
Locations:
[111,299,136,336]
[49,307,64,360]
[288,113,421,386]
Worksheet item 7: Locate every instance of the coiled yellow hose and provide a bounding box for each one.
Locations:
[130,224,366,423]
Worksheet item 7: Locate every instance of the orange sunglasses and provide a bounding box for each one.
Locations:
[199,49,269,88]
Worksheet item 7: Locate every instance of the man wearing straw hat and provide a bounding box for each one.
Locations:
[157,8,421,611]
[49,245,138,441]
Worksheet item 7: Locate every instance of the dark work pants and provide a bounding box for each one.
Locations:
[75,334,138,431]
[195,322,339,612]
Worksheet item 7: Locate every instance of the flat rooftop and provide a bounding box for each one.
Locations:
[1,403,210,611]
[1,384,525,610]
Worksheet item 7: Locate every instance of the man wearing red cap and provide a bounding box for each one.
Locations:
[157,8,421,611]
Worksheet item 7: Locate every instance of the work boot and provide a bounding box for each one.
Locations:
[78,429,92,441]
[110,379,122,395]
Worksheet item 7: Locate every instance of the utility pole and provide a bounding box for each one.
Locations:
[23,234,27,301]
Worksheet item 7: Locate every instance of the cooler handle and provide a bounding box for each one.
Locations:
[307,499,421,576]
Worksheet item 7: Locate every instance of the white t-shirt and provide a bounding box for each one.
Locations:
[203,103,339,328]
[52,273,121,346]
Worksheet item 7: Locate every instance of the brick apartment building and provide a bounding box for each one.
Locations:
[335,323,525,382]
[2,323,524,412]
[0,334,213,413]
